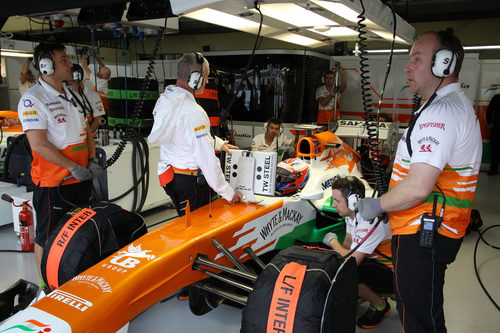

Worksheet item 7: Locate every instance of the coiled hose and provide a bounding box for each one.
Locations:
[105,27,164,168]
[357,0,387,195]
[295,49,307,123]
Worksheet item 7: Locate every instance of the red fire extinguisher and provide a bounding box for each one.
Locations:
[1,194,35,251]
[19,201,35,251]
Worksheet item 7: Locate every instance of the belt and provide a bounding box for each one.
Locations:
[172,166,199,176]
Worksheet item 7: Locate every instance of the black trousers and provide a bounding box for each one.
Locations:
[163,174,210,216]
[392,233,462,333]
[33,181,92,246]
[490,129,499,172]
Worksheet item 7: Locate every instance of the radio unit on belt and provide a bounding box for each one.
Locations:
[419,194,443,248]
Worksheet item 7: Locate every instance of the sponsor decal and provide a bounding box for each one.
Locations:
[48,290,93,312]
[196,133,208,139]
[260,207,304,240]
[417,136,440,146]
[72,275,112,293]
[22,110,38,117]
[56,117,66,124]
[45,101,61,107]
[22,118,39,123]
[23,99,34,108]
[339,120,387,128]
[321,174,341,191]
[255,155,273,192]
[419,122,445,131]
[419,144,432,153]
[0,319,52,333]
[235,132,252,139]
[49,106,64,112]
[107,243,155,270]
[194,124,206,132]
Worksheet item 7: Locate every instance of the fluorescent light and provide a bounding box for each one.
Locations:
[365,49,409,53]
[1,49,33,58]
[311,0,377,27]
[371,30,408,44]
[308,26,358,37]
[464,45,500,50]
[271,32,325,47]
[259,3,338,28]
[183,8,275,35]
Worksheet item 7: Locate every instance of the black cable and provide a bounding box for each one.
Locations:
[357,0,396,196]
[295,47,307,123]
[223,1,263,116]
[473,225,500,311]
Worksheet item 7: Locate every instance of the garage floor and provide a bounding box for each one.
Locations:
[1,171,499,332]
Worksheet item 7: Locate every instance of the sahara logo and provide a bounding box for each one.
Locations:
[0,319,52,332]
[48,290,93,312]
[109,243,155,269]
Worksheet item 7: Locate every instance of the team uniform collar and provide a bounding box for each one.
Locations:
[38,76,72,98]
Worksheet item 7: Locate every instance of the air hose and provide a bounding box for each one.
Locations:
[295,48,307,123]
[357,0,396,195]
[105,26,165,168]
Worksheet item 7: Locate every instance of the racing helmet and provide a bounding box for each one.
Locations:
[275,158,310,195]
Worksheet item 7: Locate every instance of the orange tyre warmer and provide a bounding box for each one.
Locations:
[241,245,359,333]
[41,203,147,291]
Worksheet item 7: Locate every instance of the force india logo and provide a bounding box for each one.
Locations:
[102,244,155,273]
[0,319,52,333]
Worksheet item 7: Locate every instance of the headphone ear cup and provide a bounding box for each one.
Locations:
[432,49,456,78]
[39,57,54,76]
[347,193,359,211]
[188,71,203,90]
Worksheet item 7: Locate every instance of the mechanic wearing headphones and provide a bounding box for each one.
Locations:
[251,117,295,158]
[148,53,242,216]
[17,43,102,281]
[315,63,347,126]
[356,30,482,333]
[66,64,105,134]
[323,176,393,329]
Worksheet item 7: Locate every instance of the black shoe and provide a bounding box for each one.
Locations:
[487,170,498,176]
[357,300,390,329]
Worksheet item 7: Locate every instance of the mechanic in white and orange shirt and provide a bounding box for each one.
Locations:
[148,53,242,216]
[356,30,482,333]
[18,42,102,277]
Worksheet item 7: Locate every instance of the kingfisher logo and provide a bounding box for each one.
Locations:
[23,99,34,108]
[0,319,52,332]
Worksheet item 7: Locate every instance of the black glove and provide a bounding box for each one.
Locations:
[88,159,104,178]
[70,163,92,181]
[355,197,384,221]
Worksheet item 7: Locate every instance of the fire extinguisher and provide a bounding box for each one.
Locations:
[19,201,35,251]
[1,194,35,251]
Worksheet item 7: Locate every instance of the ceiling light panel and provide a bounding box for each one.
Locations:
[184,8,276,35]
[308,26,358,38]
[258,3,338,27]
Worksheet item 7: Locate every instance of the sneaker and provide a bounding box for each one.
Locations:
[357,300,390,329]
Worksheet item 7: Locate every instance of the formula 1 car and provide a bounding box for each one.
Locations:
[0,128,372,333]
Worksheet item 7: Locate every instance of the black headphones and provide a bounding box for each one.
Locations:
[187,52,205,90]
[431,29,459,78]
[345,176,365,211]
[264,117,284,135]
[71,64,84,82]
[321,70,335,84]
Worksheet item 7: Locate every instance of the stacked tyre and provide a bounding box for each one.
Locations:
[107,77,159,133]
